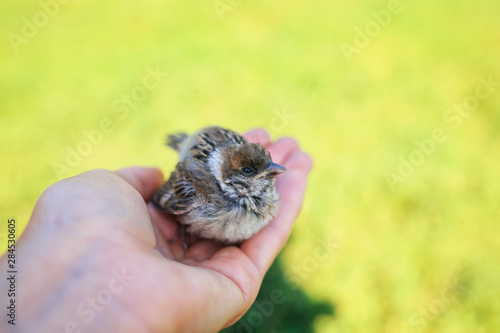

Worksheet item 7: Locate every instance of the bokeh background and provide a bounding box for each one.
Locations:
[1,0,499,332]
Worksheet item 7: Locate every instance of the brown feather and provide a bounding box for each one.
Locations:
[152,126,284,243]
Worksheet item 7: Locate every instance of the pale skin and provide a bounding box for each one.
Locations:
[0,129,313,333]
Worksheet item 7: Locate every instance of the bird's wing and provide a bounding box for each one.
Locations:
[152,163,198,215]
[154,126,245,214]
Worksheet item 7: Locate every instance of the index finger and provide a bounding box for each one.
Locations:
[243,128,271,147]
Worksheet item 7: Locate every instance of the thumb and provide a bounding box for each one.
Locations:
[114,167,164,201]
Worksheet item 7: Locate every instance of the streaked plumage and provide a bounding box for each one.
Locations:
[152,126,286,243]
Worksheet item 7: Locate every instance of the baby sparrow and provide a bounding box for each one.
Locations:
[152,126,286,243]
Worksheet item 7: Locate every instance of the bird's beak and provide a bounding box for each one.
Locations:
[260,162,287,178]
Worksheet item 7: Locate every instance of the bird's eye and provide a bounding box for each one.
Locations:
[241,166,254,175]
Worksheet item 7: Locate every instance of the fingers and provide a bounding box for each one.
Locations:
[243,128,271,147]
[115,167,164,201]
[278,150,314,178]
[241,149,313,275]
[266,137,300,165]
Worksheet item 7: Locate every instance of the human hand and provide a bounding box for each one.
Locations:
[0,129,313,333]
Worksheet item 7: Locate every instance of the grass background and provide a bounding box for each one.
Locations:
[1,0,500,331]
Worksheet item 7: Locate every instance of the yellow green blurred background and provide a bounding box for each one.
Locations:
[1,0,499,331]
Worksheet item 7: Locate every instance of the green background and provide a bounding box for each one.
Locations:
[1,0,499,332]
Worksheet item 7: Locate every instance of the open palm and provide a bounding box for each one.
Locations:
[5,129,312,333]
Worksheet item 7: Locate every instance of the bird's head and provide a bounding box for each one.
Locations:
[210,143,286,199]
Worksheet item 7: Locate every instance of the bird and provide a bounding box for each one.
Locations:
[152,126,286,243]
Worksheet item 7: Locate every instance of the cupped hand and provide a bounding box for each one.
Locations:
[1,129,312,333]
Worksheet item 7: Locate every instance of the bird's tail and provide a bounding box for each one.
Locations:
[167,133,188,152]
